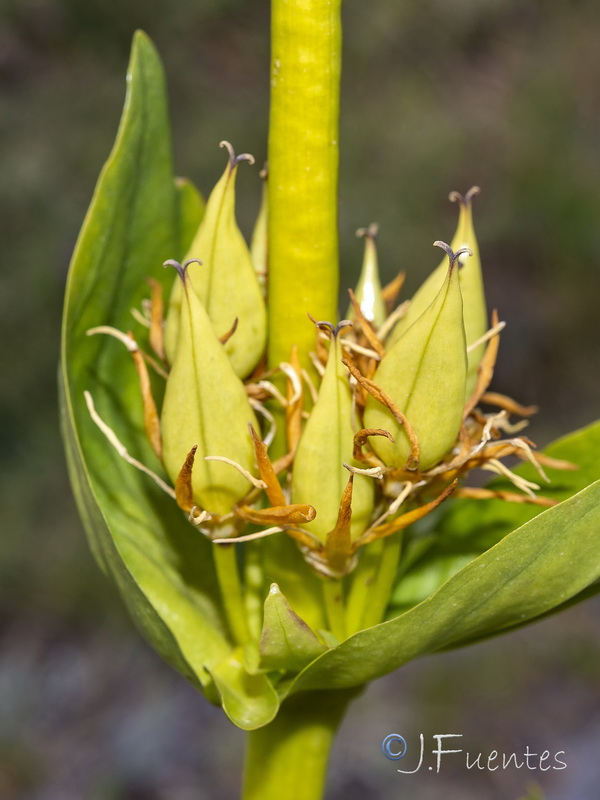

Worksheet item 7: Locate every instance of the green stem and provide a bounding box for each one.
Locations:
[268,0,341,373]
[345,538,384,635]
[244,541,264,641]
[322,578,346,641]
[361,534,403,629]
[213,543,251,645]
[242,690,353,800]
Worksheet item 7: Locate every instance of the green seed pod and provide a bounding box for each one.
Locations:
[387,188,486,395]
[346,223,386,327]
[164,142,267,378]
[364,243,468,471]
[161,259,259,516]
[291,326,374,542]
[250,166,268,296]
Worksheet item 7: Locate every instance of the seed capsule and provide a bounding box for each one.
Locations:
[160,260,259,515]
[364,244,468,471]
[387,188,486,395]
[347,223,386,328]
[250,166,268,297]
[164,142,267,378]
[291,325,374,542]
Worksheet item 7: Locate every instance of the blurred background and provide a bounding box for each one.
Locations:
[1,0,599,797]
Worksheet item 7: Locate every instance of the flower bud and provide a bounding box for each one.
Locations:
[346,223,386,328]
[387,188,486,395]
[364,244,468,470]
[164,142,267,378]
[291,326,374,542]
[161,260,259,515]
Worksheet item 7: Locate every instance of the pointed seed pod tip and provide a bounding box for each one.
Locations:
[219,140,256,169]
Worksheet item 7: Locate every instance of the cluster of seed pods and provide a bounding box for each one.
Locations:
[90,143,556,587]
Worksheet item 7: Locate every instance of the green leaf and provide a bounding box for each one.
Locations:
[209,650,280,730]
[60,32,279,723]
[287,478,600,692]
[391,419,600,612]
[259,584,328,672]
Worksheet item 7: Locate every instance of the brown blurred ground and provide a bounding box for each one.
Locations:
[1,0,599,798]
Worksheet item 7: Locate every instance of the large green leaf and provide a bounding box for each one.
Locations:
[390,420,600,612]
[287,478,600,693]
[60,32,279,728]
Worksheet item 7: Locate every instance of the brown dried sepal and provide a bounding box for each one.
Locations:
[243,426,319,534]
[342,357,420,471]
[146,277,165,362]
[219,317,239,345]
[235,503,317,526]
[347,289,385,359]
[353,428,394,465]
[245,383,272,402]
[322,475,354,576]
[464,309,501,418]
[248,424,286,506]
[454,486,557,507]
[129,332,162,460]
[533,453,578,471]
[358,479,458,546]
[381,270,406,312]
[285,344,303,453]
[454,440,538,475]
[175,445,198,513]
[283,527,324,551]
[481,392,539,418]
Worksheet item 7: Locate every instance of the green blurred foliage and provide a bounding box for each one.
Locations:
[1,1,599,797]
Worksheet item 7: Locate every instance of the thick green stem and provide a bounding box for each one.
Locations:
[268,0,341,372]
[242,690,353,800]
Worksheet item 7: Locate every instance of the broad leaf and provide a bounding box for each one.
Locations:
[60,31,279,726]
[288,478,600,693]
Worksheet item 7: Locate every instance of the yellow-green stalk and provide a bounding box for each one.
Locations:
[267,0,341,372]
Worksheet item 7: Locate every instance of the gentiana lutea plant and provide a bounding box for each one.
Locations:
[60,4,600,799]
